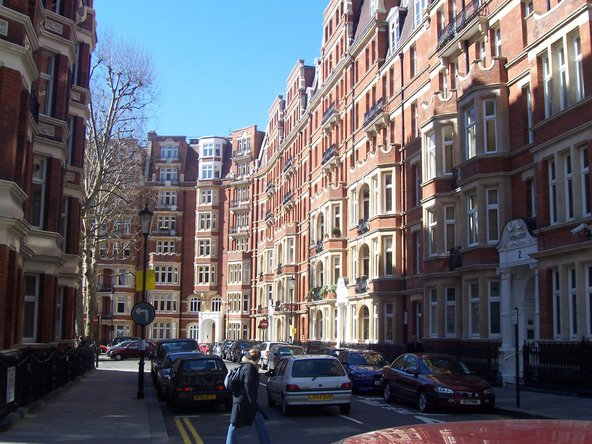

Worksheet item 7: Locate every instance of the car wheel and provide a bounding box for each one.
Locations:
[383,382,394,403]
[339,403,351,415]
[418,390,429,413]
[281,399,292,416]
[114,354,123,361]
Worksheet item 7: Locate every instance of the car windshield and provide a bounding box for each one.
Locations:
[278,347,302,356]
[422,357,470,375]
[181,359,223,373]
[351,352,387,366]
[292,359,345,378]
[162,341,198,353]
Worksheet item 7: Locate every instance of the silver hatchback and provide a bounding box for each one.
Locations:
[265,354,352,416]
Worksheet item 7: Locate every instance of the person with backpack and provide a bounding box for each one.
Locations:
[226,347,270,444]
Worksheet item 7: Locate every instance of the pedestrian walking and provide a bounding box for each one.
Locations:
[226,348,270,444]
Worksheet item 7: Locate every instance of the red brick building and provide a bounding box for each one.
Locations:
[0,0,96,352]
[99,0,590,386]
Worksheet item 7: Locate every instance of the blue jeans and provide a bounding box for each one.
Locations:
[226,411,270,444]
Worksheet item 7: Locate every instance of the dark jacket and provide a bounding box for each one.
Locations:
[229,356,260,427]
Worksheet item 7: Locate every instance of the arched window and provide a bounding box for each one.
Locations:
[188,324,199,340]
[360,184,370,220]
[189,297,201,312]
[360,305,370,340]
[360,244,370,277]
[212,297,222,311]
[315,309,324,340]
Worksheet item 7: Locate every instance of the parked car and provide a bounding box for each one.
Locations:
[149,338,199,382]
[109,336,140,348]
[265,354,352,416]
[154,351,203,400]
[165,355,232,411]
[228,340,259,362]
[259,341,287,369]
[268,344,304,370]
[382,353,495,413]
[107,340,156,361]
[338,350,388,393]
[335,420,592,444]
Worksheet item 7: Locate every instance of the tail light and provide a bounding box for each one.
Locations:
[175,386,192,392]
[285,384,300,391]
[215,384,225,390]
[341,382,352,390]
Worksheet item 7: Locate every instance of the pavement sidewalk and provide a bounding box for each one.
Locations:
[0,361,167,443]
[1,359,591,443]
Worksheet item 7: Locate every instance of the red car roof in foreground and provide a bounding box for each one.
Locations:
[336,420,592,444]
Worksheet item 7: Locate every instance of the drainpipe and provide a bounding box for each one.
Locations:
[399,52,408,346]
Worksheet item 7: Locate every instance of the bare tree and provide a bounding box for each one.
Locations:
[80,32,158,340]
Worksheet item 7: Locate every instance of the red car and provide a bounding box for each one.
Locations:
[382,353,495,412]
[107,340,156,361]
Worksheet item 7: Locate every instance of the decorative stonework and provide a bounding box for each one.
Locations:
[45,19,63,35]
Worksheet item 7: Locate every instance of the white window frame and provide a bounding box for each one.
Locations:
[488,281,501,337]
[553,269,561,338]
[442,125,454,174]
[425,132,436,180]
[31,156,47,229]
[483,99,497,153]
[573,36,584,102]
[486,188,499,243]
[39,51,56,116]
[568,267,578,338]
[467,193,478,246]
[427,207,437,256]
[465,105,476,159]
[445,287,456,337]
[564,152,574,220]
[445,205,456,252]
[542,54,553,118]
[429,288,438,337]
[469,282,480,338]
[23,274,40,342]
[548,159,558,224]
[581,146,590,216]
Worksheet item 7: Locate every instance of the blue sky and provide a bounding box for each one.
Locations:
[94,1,327,138]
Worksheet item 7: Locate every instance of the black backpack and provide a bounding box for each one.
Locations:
[224,365,242,391]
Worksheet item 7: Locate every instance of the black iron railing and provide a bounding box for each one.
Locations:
[315,240,324,254]
[357,218,370,235]
[363,98,384,127]
[322,102,336,124]
[322,144,336,164]
[437,0,488,50]
[0,344,96,421]
[355,276,368,293]
[523,340,592,393]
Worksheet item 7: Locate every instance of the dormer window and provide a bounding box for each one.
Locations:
[387,7,407,54]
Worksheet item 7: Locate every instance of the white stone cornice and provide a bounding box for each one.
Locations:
[0,38,39,90]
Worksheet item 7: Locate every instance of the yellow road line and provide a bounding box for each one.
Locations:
[182,417,204,444]
[175,416,191,444]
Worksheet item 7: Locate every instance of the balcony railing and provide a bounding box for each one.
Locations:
[437,0,488,50]
[322,102,336,124]
[276,264,283,275]
[449,247,462,270]
[357,218,370,235]
[315,240,324,254]
[355,276,368,294]
[282,192,293,206]
[282,157,294,174]
[321,144,336,164]
[363,98,384,127]
[265,182,275,194]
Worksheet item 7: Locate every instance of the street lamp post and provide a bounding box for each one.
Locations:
[288,277,296,344]
[137,204,153,400]
[109,290,114,343]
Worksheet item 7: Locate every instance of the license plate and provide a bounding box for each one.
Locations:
[460,399,481,405]
[308,394,333,401]
[194,394,216,401]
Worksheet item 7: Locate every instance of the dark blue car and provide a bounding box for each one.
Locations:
[338,350,388,393]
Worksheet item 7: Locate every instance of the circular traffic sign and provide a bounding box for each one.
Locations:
[131,301,155,325]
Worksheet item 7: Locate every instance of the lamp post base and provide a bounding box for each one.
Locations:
[137,349,145,399]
